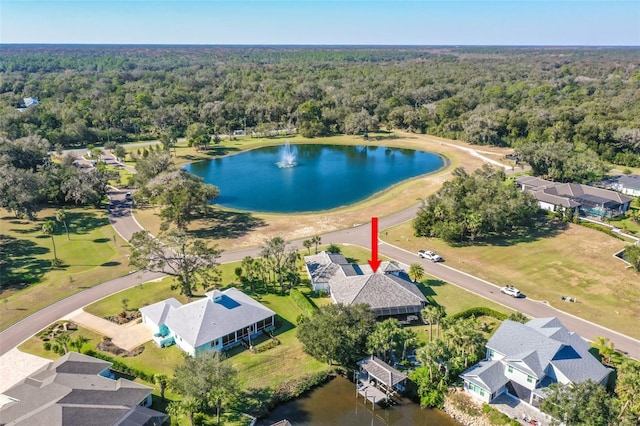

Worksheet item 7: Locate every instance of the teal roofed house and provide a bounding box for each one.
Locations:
[140,288,275,356]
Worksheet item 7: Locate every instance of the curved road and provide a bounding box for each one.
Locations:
[1,180,639,360]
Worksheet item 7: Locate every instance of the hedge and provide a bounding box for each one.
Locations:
[290,288,317,317]
[449,307,507,321]
[579,221,626,241]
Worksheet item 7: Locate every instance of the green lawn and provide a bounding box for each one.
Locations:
[0,207,131,330]
[81,243,512,381]
[83,274,331,392]
[384,220,640,339]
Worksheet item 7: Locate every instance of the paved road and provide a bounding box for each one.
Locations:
[2,161,638,360]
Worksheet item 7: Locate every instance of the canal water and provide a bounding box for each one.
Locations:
[257,376,458,426]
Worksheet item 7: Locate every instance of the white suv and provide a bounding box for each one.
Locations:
[418,250,442,262]
[500,286,521,298]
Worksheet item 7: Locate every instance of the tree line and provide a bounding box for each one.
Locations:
[1,46,638,169]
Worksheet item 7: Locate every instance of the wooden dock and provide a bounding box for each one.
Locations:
[357,380,388,407]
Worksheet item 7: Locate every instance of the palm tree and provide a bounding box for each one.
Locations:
[408,262,425,283]
[69,335,89,353]
[303,239,313,255]
[400,328,418,361]
[594,336,615,365]
[421,305,445,342]
[55,334,71,354]
[311,234,321,254]
[56,210,70,240]
[154,374,169,401]
[417,340,447,382]
[167,397,200,426]
[42,220,58,261]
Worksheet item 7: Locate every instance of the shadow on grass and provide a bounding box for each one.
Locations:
[100,261,121,267]
[449,216,568,248]
[0,234,49,291]
[11,223,44,235]
[93,238,111,243]
[416,282,437,298]
[67,211,110,235]
[190,209,267,240]
[231,387,274,417]
[273,315,296,336]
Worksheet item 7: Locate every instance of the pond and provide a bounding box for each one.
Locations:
[256,375,458,426]
[183,144,444,213]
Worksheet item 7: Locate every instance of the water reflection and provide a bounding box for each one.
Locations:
[257,376,457,426]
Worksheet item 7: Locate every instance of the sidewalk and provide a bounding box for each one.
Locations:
[62,309,150,351]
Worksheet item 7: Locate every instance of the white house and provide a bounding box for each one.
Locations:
[610,174,640,197]
[460,318,611,407]
[140,287,275,356]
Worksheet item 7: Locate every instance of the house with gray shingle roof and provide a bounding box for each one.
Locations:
[516,176,633,219]
[304,251,427,317]
[460,318,611,407]
[140,287,275,356]
[0,352,167,426]
[610,174,640,197]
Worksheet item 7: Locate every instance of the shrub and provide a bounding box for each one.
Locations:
[290,288,317,317]
[253,339,280,353]
[43,342,51,351]
[272,371,331,406]
[449,307,507,321]
[579,221,626,240]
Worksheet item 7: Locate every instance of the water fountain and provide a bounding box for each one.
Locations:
[276,140,297,168]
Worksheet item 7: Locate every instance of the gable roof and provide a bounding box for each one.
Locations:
[139,298,181,326]
[0,352,166,426]
[158,288,275,348]
[487,318,610,384]
[460,359,509,393]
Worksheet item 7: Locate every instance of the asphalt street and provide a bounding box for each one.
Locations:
[1,174,638,360]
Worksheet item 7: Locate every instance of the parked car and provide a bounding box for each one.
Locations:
[418,250,442,262]
[500,285,521,298]
[125,192,132,201]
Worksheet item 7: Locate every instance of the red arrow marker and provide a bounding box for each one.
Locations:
[368,217,381,273]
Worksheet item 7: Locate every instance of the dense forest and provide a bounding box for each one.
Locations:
[1,45,639,168]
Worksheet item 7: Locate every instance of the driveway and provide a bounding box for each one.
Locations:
[62,309,151,352]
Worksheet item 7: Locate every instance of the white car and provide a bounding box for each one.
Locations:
[418,250,442,262]
[500,286,521,298]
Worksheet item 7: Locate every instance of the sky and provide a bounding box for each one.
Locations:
[0,1,639,46]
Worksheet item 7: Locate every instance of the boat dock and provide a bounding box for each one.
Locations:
[357,379,388,408]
